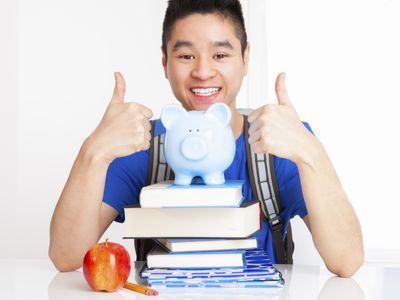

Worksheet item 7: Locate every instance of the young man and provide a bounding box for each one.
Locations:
[49,0,364,277]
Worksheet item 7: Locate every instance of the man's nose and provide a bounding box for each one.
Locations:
[191,57,217,80]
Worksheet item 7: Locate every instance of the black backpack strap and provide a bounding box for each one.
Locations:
[147,120,174,185]
[285,222,294,264]
[243,114,292,264]
[135,119,174,261]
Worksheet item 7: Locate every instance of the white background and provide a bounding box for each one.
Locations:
[1,0,399,265]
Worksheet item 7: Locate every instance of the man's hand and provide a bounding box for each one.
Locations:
[247,72,316,164]
[86,72,153,164]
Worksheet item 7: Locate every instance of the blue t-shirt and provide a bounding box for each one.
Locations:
[103,119,314,263]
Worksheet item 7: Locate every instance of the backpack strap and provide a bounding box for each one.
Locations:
[147,120,174,185]
[242,114,292,264]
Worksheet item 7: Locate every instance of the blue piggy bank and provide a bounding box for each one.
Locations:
[161,103,235,185]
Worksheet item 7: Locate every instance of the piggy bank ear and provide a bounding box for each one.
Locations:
[205,103,231,127]
[161,104,188,130]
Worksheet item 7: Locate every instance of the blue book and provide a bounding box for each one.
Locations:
[147,278,284,288]
[139,180,244,208]
[146,245,246,269]
[155,237,258,253]
[141,249,284,288]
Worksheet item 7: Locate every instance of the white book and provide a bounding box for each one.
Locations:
[139,180,244,208]
[123,200,260,238]
[156,238,258,253]
[147,245,245,269]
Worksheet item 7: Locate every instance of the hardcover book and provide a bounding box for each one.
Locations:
[123,200,260,238]
[155,237,258,253]
[147,245,246,269]
[139,180,244,208]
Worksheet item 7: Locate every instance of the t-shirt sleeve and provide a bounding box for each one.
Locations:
[102,150,150,223]
[274,122,315,220]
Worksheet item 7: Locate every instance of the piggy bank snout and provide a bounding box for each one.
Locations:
[180,136,208,161]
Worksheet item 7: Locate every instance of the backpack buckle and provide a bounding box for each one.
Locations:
[268,216,283,232]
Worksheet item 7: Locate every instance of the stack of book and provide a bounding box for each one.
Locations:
[123,180,284,288]
[142,248,284,288]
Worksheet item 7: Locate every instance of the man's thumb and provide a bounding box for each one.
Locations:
[110,72,126,104]
[275,72,292,106]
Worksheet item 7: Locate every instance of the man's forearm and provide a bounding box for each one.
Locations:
[49,139,109,271]
[296,139,364,277]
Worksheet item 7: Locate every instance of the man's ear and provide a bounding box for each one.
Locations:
[161,47,168,79]
[243,42,250,76]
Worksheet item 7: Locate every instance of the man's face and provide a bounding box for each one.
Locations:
[162,13,249,111]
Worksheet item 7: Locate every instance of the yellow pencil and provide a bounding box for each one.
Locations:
[124,281,159,296]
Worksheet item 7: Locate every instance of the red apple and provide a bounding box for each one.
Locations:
[83,239,131,292]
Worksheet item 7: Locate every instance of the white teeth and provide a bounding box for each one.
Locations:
[191,87,220,96]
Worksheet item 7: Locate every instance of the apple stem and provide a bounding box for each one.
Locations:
[105,238,109,247]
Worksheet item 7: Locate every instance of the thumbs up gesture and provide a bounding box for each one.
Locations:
[247,73,317,164]
[86,72,153,164]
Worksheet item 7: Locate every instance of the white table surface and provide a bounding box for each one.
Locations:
[1,259,399,300]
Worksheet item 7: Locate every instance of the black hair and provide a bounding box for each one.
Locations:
[162,0,247,57]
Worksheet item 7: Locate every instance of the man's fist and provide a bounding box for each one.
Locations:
[247,73,316,164]
[85,72,153,164]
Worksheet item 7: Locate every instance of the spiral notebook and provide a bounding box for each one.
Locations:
[140,249,284,288]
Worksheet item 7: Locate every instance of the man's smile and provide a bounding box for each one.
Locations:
[190,87,222,101]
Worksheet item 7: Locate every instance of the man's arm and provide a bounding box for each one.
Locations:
[49,144,118,271]
[49,72,153,271]
[298,140,364,277]
[274,131,364,277]
[248,73,363,277]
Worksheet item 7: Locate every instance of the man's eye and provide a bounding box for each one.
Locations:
[179,55,195,60]
[214,53,228,59]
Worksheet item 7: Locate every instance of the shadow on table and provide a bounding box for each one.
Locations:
[48,271,126,300]
[276,264,365,300]
[317,276,365,300]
